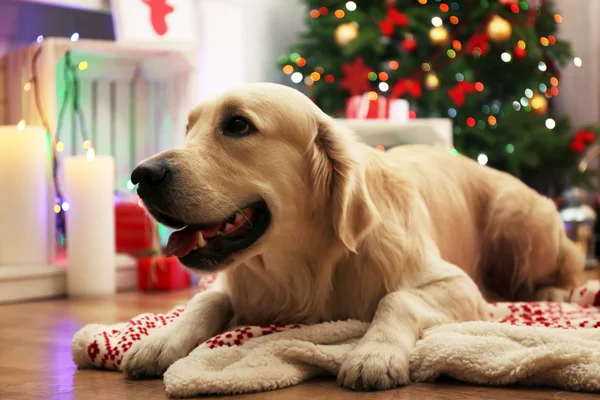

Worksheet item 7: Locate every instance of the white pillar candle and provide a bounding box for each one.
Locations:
[0,125,49,266]
[388,99,410,122]
[63,154,116,297]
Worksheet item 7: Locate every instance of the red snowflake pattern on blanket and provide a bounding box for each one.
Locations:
[77,279,600,371]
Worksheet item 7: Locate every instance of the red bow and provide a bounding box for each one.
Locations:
[569,130,596,153]
[465,33,489,56]
[447,82,477,107]
[379,8,409,37]
[391,78,422,99]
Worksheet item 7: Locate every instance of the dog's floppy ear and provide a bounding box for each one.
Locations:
[310,118,380,252]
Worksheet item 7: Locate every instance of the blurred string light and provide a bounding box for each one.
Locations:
[447,49,456,58]
[78,61,88,70]
[450,16,459,24]
[440,4,449,12]
[491,102,500,113]
[379,72,388,81]
[23,81,32,91]
[17,119,26,130]
[335,9,345,18]
[540,37,549,46]
[545,118,556,129]
[524,88,533,98]
[477,153,488,166]
[539,83,547,92]
[482,105,490,114]
[70,32,79,42]
[520,97,529,106]
[61,201,70,211]
[506,144,515,153]
[513,101,521,111]
[538,62,547,71]
[379,82,389,92]
[554,14,563,23]
[345,1,357,11]
[432,17,443,27]
[368,91,378,100]
[501,52,511,62]
[455,73,464,82]
[283,65,293,74]
[54,204,61,214]
[291,72,303,83]
[574,57,583,67]
[310,72,321,81]
[488,116,497,126]
[56,141,65,152]
[389,60,399,70]
[36,35,44,43]
[448,108,457,117]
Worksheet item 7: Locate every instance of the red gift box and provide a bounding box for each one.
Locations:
[115,202,155,255]
[137,256,191,291]
[345,93,390,119]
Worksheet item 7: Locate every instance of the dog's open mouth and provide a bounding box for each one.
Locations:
[163,201,271,270]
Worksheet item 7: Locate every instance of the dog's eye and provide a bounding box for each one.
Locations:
[224,117,251,136]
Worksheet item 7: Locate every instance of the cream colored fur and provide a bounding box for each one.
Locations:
[123,83,584,390]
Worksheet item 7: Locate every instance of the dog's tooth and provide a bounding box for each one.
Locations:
[223,223,233,233]
[197,233,207,248]
[234,212,243,222]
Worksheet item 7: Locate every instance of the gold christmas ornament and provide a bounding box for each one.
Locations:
[429,26,449,46]
[487,15,512,42]
[530,92,548,115]
[334,22,359,46]
[425,72,440,90]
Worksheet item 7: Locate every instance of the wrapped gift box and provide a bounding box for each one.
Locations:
[115,202,155,255]
[137,256,191,291]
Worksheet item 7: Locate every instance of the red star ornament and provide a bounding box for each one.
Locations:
[340,57,374,95]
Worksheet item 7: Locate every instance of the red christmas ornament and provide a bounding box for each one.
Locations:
[401,37,417,52]
[513,45,526,59]
[465,33,489,57]
[391,78,422,99]
[339,57,374,95]
[142,0,175,36]
[379,8,409,37]
[570,130,596,153]
[447,81,478,107]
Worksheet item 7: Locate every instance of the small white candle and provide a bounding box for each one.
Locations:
[63,153,116,297]
[0,125,49,266]
[388,99,410,122]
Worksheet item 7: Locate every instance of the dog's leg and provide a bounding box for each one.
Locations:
[337,261,488,391]
[123,290,233,379]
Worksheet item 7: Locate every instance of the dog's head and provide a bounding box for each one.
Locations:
[132,83,379,272]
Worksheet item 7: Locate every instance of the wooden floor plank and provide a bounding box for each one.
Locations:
[0,285,598,399]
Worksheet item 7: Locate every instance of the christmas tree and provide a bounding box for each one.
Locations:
[278,0,596,194]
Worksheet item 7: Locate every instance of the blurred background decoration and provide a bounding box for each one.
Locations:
[278,0,598,195]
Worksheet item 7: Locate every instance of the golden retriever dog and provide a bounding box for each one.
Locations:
[124,82,584,390]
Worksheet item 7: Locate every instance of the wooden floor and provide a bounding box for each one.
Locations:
[1,287,598,400]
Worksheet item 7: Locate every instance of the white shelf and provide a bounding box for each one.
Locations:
[0,253,137,303]
[18,0,111,13]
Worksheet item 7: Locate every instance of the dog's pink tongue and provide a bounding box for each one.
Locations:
[165,228,199,258]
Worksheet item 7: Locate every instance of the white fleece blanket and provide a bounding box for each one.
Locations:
[72,279,600,397]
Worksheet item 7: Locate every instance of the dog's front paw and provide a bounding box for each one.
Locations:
[122,332,190,379]
[337,342,410,391]
[535,286,571,302]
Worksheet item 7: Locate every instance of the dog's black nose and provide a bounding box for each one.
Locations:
[131,161,169,187]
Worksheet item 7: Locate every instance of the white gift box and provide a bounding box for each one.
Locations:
[336,118,453,149]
